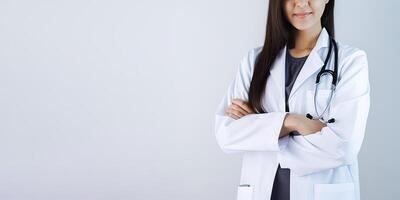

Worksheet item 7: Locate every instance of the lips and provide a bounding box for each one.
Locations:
[293,12,312,18]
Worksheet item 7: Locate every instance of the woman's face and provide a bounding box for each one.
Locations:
[284,0,329,31]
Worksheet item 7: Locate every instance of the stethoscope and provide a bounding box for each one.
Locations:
[305,36,338,124]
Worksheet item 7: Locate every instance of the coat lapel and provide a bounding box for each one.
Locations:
[268,46,286,111]
[269,28,331,103]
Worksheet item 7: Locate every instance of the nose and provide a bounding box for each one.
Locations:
[294,0,308,8]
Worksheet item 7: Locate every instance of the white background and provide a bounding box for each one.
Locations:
[0,0,398,199]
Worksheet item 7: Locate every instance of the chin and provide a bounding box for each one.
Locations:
[291,21,319,31]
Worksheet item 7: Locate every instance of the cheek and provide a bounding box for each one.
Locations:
[283,3,294,22]
[310,1,327,17]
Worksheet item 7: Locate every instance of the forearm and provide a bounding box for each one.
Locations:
[279,114,298,138]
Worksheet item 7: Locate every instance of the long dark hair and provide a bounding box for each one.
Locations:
[249,0,335,113]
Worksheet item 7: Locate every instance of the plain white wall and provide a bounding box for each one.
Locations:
[0,0,398,200]
[335,1,400,199]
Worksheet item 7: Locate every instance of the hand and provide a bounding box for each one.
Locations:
[284,114,327,136]
[225,99,255,120]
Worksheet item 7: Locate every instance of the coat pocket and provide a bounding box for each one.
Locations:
[314,182,356,200]
[237,184,254,200]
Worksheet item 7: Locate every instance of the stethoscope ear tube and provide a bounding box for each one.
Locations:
[306,113,336,123]
[316,37,338,86]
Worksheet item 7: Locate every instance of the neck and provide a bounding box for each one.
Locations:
[294,23,322,50]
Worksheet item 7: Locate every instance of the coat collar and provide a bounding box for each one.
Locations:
[269,27,331,102]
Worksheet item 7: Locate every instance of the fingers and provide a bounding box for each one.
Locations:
[226,105,247,119]
[225,108,241,120]
[231,103,249,115]
[232,99,254,114]
[225,99,255,120]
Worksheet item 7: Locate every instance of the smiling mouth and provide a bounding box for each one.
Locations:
[293,12,312,18]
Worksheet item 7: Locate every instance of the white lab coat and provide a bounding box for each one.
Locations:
[214,28,370,200]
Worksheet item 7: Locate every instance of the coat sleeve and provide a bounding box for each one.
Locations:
[214,48,288,154]
[277,49,371,176]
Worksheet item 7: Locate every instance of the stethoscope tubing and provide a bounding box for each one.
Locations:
[306,37,338,124]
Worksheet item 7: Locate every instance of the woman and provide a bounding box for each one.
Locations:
[214,0,370,200]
